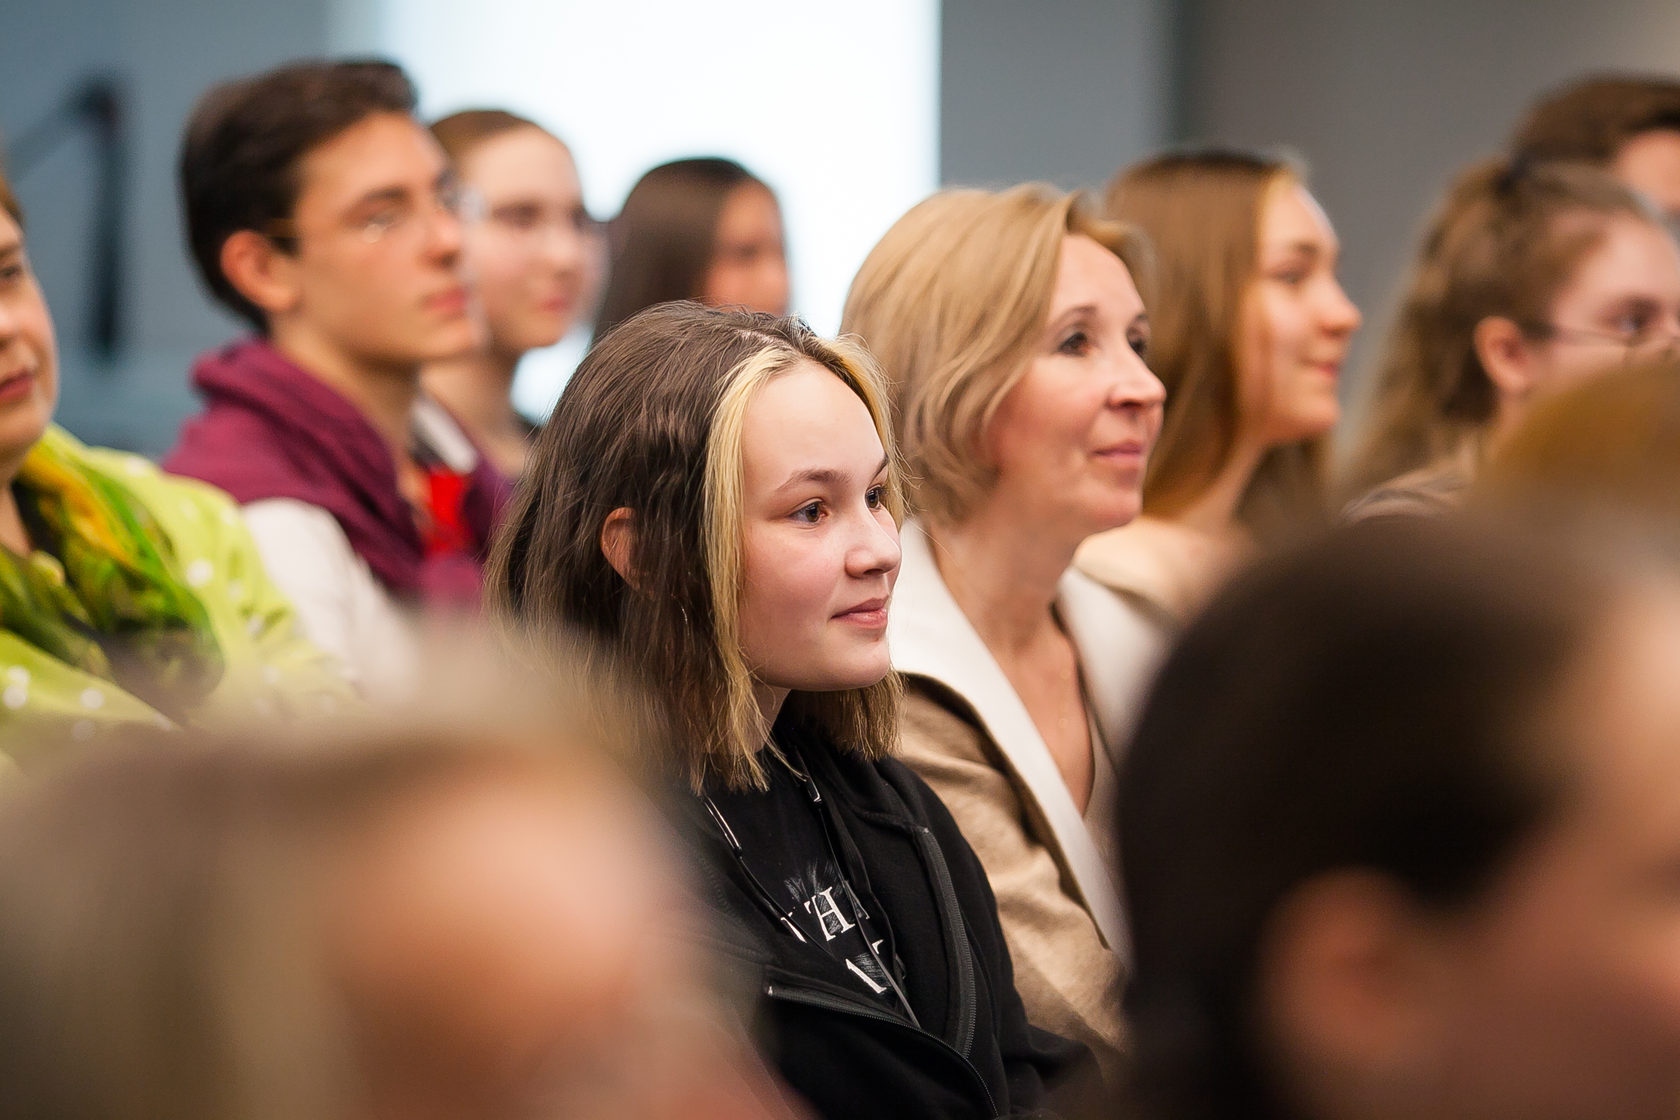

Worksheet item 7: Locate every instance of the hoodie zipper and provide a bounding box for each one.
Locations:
[910,821,981,1059]
[763,979,1001,1119]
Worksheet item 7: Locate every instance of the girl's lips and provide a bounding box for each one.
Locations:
[834,598,890,628]
[0,369,36,402]
[427,287,470,315]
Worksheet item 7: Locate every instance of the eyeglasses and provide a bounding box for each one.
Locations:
[1521,320,1680,362]
[266,181,485,247]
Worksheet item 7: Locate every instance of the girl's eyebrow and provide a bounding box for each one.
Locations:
[773,455,890,494]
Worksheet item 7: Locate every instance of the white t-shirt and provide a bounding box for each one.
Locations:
[241,499,421,703]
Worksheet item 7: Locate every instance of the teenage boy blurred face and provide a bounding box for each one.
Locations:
[223,111,481,379]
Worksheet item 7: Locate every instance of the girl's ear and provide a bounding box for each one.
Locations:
[600,507,640,588]
[1257,871,1457,1112]
[1474,316,1540,404]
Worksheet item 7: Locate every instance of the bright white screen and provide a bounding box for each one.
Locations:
[375,1,940,420]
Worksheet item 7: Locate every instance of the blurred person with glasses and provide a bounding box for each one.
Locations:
[1340,156,1680,520]
[165,60,512,704]
[423,110,601,478]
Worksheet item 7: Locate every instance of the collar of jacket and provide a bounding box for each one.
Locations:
[888,519,1146,960]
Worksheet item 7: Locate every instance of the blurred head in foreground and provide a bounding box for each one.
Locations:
[1477,352,1680,532]
[1121,516,1680,1120]
[0,694,802,1120]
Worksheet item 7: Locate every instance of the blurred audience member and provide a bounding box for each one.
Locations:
[842,185,1163,1083]
[490,302,1088,1118]
[1340,157,1680,517]
[1076,151,1361,621]
[1478,352,1680,527]
[1512,73,1680,221]
[165,60,511,701]
[424,109,598,477]
[0,697,803,1120]
[1121,516,1680,1120]
[0,163,348,760]
[592,158,789,342]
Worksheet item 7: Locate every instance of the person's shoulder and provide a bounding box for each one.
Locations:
[63,437,237,537]
[1340,459,1472,522]
[1075,520,1209,621]
[870,754,963,830]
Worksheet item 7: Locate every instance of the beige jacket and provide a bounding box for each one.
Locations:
[889,522,1168,1083]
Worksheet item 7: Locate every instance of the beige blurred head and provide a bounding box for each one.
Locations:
[0,637,806,1120]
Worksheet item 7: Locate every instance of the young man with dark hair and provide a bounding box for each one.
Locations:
[166,59,509,700]
[1511,73,1680,222]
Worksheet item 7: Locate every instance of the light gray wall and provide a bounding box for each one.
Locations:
[1,0,333,453]
[1178,0,1680,410]
[940,0,1178,190]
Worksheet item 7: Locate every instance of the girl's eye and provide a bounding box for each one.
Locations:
[1612,309,1655,336]
[865,484,887,509]
[793,501,824,525]
[358,207,405,238]
[493,205,543,232]
[1057,330,1093,357]
[1128,334,1149,359]
[0,263,25,286]
[1271,269,1308,288]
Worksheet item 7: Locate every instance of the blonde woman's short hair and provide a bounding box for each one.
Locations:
[840,184,1148,526]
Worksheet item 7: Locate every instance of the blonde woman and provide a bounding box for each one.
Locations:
[1074,151,1361,621]
[1340,156,1680,516]
[841,185,1165,1083]
[489,302,1087,1118]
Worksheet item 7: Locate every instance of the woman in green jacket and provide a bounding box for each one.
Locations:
[0,167,350,764]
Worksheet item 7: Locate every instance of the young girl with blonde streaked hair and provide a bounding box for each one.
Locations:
[489,301,1088,1119]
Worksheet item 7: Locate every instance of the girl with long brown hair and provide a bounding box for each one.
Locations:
[1075,150,1361,620]
[591,159,789,344]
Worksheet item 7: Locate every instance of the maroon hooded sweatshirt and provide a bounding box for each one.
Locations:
[164,339,511,606]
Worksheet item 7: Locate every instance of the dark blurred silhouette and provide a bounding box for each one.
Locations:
[1121,516,1680,1120]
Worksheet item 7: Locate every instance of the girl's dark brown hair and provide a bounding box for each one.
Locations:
[591,158,770,344]
[1105,149,1323,541]
[487,301,902,791]
[1121,516,1629,1120]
